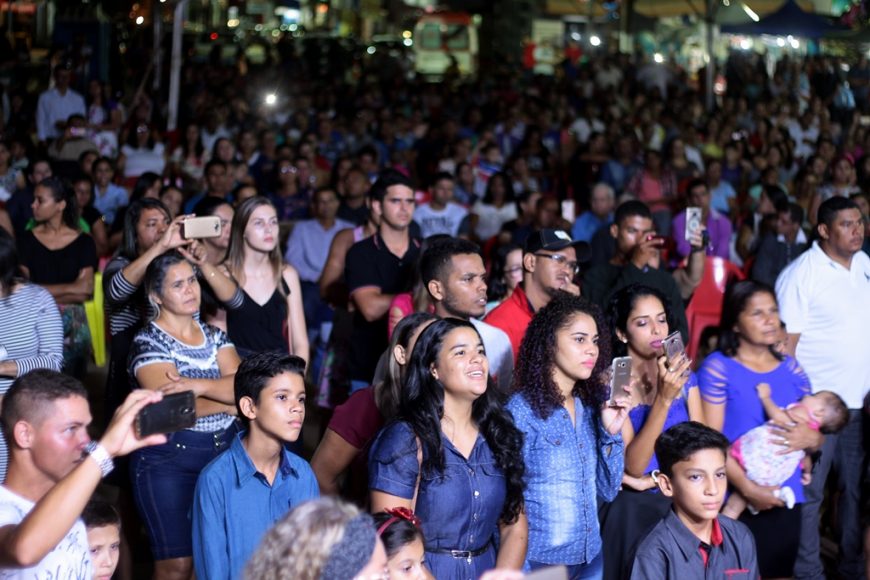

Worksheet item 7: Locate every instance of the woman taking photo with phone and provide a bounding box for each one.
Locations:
[506,293,629,579]
[222,196,308,362]
[699,280,821,579]
[369,318,527,578]
[599,284,699,580]
[104,199,238,421]
[128,250,241,580]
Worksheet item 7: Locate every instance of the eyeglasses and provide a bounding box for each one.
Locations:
[534,252,579,274]
[504,266,524,276]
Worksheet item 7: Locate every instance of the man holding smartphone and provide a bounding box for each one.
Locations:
[671,179,731,260]
[0,369,165,577]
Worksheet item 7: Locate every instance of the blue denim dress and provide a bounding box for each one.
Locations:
[369,421,506,580]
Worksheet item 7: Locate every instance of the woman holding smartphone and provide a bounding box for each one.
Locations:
[599,284,698,580]
[369,318,527,578]
[506,293,630,578]
[222,196,308,362]
[128,250,240,580]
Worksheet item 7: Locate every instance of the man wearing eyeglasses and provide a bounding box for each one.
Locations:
[485,229,588,360]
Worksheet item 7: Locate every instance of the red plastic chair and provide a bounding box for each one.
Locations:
[685,256,745,360]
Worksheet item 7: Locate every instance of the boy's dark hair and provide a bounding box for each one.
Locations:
[82,497,121,530]
[0,370,88,442]
[816,390,849,434]
[419,237,482,288]
[818,196,860,230]
[368,169,413,203]
[655,421,730,477]
[614,200,652,226]
[234,352,306,426]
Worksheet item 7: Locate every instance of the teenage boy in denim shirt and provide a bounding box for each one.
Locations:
[630,422,759,579]
[192,352,319,579]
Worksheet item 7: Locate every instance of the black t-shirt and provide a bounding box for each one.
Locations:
[337,202,369,226]
[18,231,98,287]
[344,232,420,382]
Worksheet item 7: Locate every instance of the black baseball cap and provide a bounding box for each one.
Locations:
[524,229,591,262]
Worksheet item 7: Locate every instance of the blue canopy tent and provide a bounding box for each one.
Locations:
[720,0,842,38]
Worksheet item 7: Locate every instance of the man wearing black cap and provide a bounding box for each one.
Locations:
[485,228,587,359]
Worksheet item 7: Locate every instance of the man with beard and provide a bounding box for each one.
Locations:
[420,238,513,395]
[485,229,587,359]
[582,200,689,341]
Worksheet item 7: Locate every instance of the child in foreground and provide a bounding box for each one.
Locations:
[373,507,432,580]
[82,498,121,580]
[630,421,759,579]
[722,384,848,517]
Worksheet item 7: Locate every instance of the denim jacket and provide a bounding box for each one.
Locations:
[506,393,624,568]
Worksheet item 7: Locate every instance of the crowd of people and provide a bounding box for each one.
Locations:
[0,36,869,580]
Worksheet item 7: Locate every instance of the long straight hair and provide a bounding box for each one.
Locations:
[225,196,285,296]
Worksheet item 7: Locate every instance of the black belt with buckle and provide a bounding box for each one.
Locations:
[428,538,492,559]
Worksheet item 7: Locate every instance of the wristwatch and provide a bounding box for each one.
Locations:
[84,441,115,478]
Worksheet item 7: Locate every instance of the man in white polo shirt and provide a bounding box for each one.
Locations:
[776,196,870,580]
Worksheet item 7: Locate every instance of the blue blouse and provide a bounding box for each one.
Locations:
[506,393,624,568]
[698,351,811,503]
[369,421,506,580]
[628,373,699,474]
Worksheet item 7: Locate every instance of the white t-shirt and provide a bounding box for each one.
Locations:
[775,242,870,408]
[471,201,517,241]
[0,486,92,579]
[414,202,469,238]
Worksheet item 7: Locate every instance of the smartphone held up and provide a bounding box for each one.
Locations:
[607,356,632,407]
[181,216,222,239]
[135,391,196,438]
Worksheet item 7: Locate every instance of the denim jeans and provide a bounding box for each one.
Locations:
[130,423,238,560]
[795,409,865,580]
[529,551,603,580]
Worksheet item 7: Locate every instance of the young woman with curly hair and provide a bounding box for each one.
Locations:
[369,317,527,578]
[506,293,631,579]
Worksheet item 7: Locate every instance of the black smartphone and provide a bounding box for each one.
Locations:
[135,391,196,438]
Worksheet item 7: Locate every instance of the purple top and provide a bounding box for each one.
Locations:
[698,351,811,502]
[629,372,699,475]
[672,208,732,260]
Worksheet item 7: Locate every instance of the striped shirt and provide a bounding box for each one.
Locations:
[104,256,149,337]
[0,283,64,481]
[129,320,236,432]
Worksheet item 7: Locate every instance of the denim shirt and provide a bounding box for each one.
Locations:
[192,431,319,580]
[369,421,506,580]
[506,393,624,568]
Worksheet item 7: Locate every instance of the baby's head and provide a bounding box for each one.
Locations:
[802,390,849,434]
[82,498,121,580]
[372,508,427,579]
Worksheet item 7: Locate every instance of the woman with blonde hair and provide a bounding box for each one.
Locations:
[245,497,387,580]
[222,196,308,362]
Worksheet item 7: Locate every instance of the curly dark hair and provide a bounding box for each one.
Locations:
[399,318,525,525]
[608,284,674,358]
[514,292,611,419]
